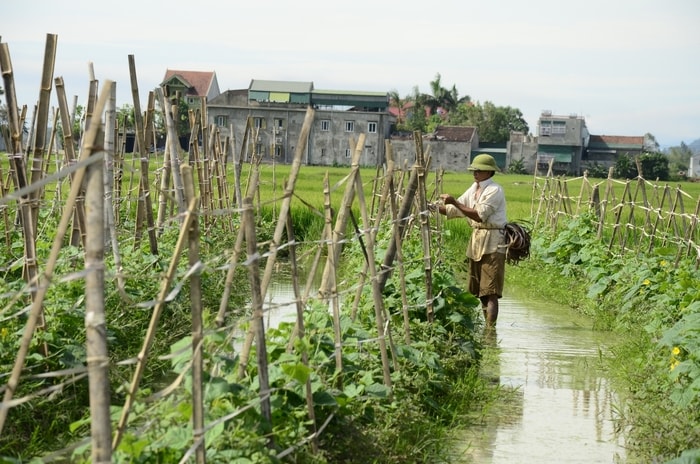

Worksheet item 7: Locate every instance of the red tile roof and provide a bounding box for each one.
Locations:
[589,135,644,147]
[161,69,216,97]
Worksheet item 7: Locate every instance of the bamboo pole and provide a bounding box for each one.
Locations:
[156,136,173,233]
[353,150,393,391]
[284,213,319,453]
[0,41,43,344]
[0,81,112,436]
[233,120,249,209]
[181,165,206,464]
[28,34,57,229]
[317,135,363,301]
[112,195,197,450]
[238,107,315,379]
[413,131,434,322]
[215,163,260,329]
[242,196,273,438]
[103,83,128,297]
[128,56,158,254]
[376,154,420,293]
[322,171,343,377]
[156,86,186,215]
[84,102,112,464]
[386,147,411,344]
[72,72,98,248]
[54,77,87,248]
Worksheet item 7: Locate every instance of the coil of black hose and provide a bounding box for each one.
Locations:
[504,222,531,265]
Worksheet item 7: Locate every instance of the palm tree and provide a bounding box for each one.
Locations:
[422,73,470,117]
[388,89,413,127]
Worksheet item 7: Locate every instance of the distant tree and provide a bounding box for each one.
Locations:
[616,152,669,180]
[614,153,637,179]
[404,86,428,132]
[117,104,135,131]
[666,142,693,176]
[643,132,660,152]
[388,89,413,131]
[639,152,669,180]
[449,101,528,143]
[393,75,527,142]
[413,73,470,120]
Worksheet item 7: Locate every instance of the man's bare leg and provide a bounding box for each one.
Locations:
[481,295,499,327]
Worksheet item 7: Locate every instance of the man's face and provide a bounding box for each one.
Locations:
[472,170,491,182]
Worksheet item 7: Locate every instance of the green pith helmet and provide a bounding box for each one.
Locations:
[468,154,499,172]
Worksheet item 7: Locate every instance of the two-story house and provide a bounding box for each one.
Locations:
[160,69,220,113]
[584,135,645,172]
[207,79,393,166]
[506,112,645,176]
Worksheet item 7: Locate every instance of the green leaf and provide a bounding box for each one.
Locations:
[206,377,233,402]
[343,383,364,398]
[281,362,313,384]
[365,383,390,398]
[312,390,338,406]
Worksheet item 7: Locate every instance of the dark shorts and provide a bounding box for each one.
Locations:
[468,252,505,298]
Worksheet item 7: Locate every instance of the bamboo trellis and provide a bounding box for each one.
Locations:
[0,38,452,463]
[533,168,700,267]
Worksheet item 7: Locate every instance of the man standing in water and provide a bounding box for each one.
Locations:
[435,154,507,327]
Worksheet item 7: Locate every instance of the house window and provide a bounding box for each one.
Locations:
[274,145,283,158]
[215,115,228,126]
[253,117,266,129]
[368,122,377,133]
[345,148,352,158]
[345,121,355,132]
[320,120,330,131]
[273,118,285,130]
[540,121,552,136]
[321,148,327,157]
[255,143,265,156]
[552,121,566,135]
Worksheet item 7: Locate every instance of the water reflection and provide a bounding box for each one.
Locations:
[250,266,625,463]
[457,296,625,463]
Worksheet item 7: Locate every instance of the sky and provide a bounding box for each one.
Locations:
[3,0,700,149]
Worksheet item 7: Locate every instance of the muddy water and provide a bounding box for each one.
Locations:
[258,269,626,463]
[456,296,626,463]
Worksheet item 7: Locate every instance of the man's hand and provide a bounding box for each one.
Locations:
[439,194,455,205]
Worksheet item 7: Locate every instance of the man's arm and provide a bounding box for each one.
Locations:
[438,194,482,222]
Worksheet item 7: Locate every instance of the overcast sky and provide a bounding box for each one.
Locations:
[3,0,699,148]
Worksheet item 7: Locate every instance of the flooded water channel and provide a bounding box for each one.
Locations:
[258,269,626,463]
[456,296,626,463]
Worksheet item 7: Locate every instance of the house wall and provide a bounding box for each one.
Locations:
[207,98,392,166]
[690,154,700,178]
[308,110,391,166]
[507,132,538,173]
[388,139,473,172]
[536,114,588,175]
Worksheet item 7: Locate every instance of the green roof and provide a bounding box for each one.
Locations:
[249,79,313,93]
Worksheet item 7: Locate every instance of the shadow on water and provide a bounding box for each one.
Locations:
[454,296,626,464]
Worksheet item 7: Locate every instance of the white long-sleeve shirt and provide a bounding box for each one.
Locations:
[444,177,507,261]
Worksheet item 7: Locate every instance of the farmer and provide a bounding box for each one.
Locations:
[434,154,507,327]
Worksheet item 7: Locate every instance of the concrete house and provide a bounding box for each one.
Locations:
[390,126,480,171]
[207,79,393,166]
[584,135,645,171]
[161,69,221,112]
[506,111,645,176]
